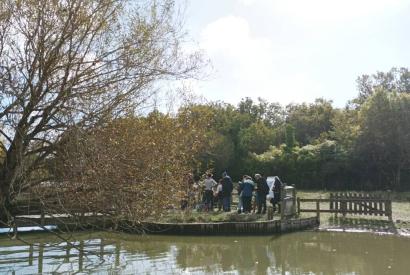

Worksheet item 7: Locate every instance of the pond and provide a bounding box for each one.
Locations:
[1,231,409,274]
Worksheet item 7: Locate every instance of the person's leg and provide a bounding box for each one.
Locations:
[243,196,250,213]
[261,197,267,214]
[256,194,262,214]
[247,197,252,213]
[237,196,242,213]
[242,197,247,213]
[206,191,212,211]
[222,196,228,212]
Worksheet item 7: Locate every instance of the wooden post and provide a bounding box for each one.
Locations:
[267,206,273,220]
[40,205,45,226]
[38,243,44,274]
[65,243,70,263]
[280,184,285,220]
[316,200,320,220]
[334,193,339,217]
[292,185,297,217]
[79,240,84,272]
[100,238,104,260]
[297,197,300,216]
[386,190,392,221]
[358,193,363,215]
[28,244,34,266]
[342,192,346,217]
[330,193,334,212]
[115,241,121,267]
[353,193,357,214]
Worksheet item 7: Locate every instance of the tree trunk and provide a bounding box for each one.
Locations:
[0,179,12,224]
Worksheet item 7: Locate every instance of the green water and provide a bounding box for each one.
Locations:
[0,231,409,274]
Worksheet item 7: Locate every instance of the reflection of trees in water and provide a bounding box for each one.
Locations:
[1,232,410,274]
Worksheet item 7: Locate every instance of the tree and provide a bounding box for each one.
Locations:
[354,67,410,106]
[0,0,202,221]
[286,98,335,145]
[238,97,285,127]
[238,121,275,154]
[356,90,410,190]
[49,112,207,224]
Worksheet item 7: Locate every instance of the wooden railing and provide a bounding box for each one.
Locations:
[297,192,392,221]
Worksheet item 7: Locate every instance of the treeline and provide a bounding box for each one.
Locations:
[182,68,410,191]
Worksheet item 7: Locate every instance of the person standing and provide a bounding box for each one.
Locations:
[214,179,224,211]
[237,180,244,214]
[221,172,233,212]
[239,175,255,213]
[255,174,269,214]
[204,173,217,212]
[272,176,283,213]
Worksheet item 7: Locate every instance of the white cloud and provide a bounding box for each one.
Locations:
[198,15,324,104]
[237,0,257,6]
[201,16,274,85]
[238,0,407,27]
[191,0,410,106]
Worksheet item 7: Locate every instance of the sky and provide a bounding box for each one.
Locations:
[180,0,410,107]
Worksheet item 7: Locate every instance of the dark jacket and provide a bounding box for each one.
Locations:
[256,177,269,196]
[222,175,233,197]
[239,179,254,197]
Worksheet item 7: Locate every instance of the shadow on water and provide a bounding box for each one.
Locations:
[1,230,410,274]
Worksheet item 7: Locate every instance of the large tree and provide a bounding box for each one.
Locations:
[285,98,335,145]
[356,90,410,190]
[354,67,410,106]
[0,0,201,221]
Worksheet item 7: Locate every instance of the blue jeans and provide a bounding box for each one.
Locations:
[223,196,231,212]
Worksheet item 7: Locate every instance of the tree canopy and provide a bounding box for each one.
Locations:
[0,0,203,222]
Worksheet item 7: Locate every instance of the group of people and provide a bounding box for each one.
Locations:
[186,172,283,214]
[201,172,234,212]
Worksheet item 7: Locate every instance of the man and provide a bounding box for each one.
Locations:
[221,172,233,212]
[272,176,283,212]
[239,175,254,213]
[203,173,217,212]
[255,174,269,214]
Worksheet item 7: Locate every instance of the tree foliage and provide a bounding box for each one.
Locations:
[181,68,410,191]
[0,0,202,221]
[44,112,207,224]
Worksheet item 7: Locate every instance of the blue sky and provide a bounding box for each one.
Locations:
[180,0,410,107]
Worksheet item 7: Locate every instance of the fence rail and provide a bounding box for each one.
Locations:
[297,192,392,221]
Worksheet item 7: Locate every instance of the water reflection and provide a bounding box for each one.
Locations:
[0,231,409,274]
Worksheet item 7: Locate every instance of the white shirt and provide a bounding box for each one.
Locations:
[204,178,217,190]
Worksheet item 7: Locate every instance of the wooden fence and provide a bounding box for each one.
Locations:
[297,192,392,221]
